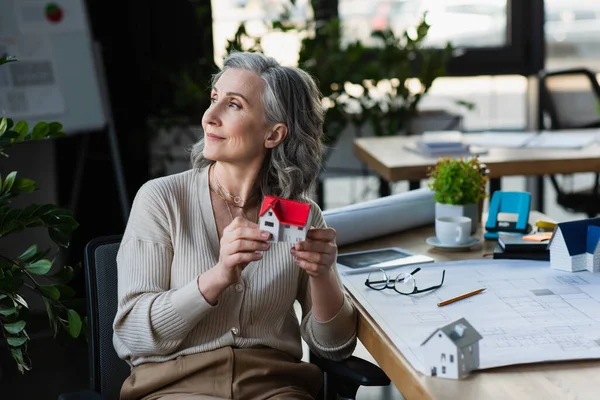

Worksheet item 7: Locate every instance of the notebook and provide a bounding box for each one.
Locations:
[497,233,550,253]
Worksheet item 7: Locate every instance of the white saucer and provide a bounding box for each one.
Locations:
[426,236,481,249]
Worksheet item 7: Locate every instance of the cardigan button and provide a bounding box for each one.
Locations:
[234,283,244,293]
[231,327,239,336]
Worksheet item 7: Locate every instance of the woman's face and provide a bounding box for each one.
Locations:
[202,68,270,165]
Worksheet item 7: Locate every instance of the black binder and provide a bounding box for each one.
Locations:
[493,244,550,261]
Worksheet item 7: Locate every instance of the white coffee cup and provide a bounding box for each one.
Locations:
[435,216,472,246]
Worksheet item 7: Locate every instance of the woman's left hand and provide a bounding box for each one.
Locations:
[291,228,337,278]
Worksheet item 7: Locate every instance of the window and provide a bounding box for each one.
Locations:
[545,0,600,70]
[339,0,544,76]
[265,221,274,227]
[284,225,291,228]
[298,226,303,230]
[268,211,273,216]
[442,366,446,374]
[450,355,454,363]
[210,0,312,66]
[440,353,446,362]
[210,1,543,132]
[336,0,542,131]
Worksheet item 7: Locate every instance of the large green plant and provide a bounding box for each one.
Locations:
[427,157,488,205]
[0,55,82,374]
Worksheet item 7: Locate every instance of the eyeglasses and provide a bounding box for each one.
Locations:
[365,267,446,295]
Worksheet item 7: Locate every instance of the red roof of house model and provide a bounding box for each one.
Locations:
[259,196,311,227]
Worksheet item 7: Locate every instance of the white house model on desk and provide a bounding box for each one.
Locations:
[259,196,312,243]
[421,318,482,379]
[547,217,600,272]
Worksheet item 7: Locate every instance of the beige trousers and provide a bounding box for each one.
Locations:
[120,347,323,400]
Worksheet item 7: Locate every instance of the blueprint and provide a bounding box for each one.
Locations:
[341,259,600,374]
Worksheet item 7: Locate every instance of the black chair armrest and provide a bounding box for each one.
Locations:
[57,390,104,400]
[310,352,390,387]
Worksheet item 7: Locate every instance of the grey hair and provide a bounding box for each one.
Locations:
[189,51,324,201]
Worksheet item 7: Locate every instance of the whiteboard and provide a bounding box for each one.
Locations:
[0,0,105,134]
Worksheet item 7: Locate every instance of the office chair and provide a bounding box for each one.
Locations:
[538,68,600,217]
[58,235,390,400]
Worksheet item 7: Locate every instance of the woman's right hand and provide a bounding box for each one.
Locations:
[215,217,271,286]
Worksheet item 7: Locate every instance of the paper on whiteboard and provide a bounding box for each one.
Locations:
[0,35,65,118]
[323,188,435,246]
[15,0,86,34]
[342,259,600,374]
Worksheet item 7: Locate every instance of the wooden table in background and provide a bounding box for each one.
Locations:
[354,135,600,210]
[354,135,600,183]
[340,211,600,400]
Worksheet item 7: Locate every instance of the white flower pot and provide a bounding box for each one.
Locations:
[435,202,478,234]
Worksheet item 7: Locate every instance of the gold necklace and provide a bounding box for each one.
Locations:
[210,184,234,221]
[214,172,246,208]
[209,165,257,223]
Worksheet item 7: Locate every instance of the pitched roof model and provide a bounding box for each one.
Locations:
[259,196,311,227]
[421,317,482,349]
[548,217,600,255]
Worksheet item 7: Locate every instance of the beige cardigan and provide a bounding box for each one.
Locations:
[113,167,357,367]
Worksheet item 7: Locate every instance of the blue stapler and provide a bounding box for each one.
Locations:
[484,191,531,240]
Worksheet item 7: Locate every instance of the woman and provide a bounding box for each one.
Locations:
[113,51,358,400]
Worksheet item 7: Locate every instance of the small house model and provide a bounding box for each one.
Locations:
[259,196,312,243]
[547,217,600,273]
[421,318,482,379]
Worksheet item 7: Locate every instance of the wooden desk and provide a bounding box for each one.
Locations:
[340,211,600,400]
[354,135,600,182]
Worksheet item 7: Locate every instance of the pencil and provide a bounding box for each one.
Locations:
[437,288,486,307]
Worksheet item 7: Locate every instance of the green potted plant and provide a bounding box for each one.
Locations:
[427,156,489,233]
[0,55,82,375]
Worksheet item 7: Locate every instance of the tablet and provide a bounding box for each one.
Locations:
[336,247,435,275]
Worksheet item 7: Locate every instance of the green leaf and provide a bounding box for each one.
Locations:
[13,121,29,141]
[4,320,26,334]
[0,117,7,136]
[67,309,82,338]
[42,297,58,337]
[48,122,63,133]
[25,259,52,275]
[3,171,17,193]
[13,293,28,308]
[49,227,71,248]
[39,285,60,300]
[13,178,36,194]
[10,346,30,374]
[31,122,49,139]
[51,264,74,283]
[7,336,27,347]
[55,284,76,299]
[0,55,18,65]
[0,306,17,316]
[17,244,38,262]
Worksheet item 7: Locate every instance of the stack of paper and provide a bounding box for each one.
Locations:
[525,131,600,149]
[463,132,537,148]
[412,130,471,156]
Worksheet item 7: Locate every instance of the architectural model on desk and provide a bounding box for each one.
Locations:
[259,196,312,243]
[421,317,482,379]
[548,217,600,272]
